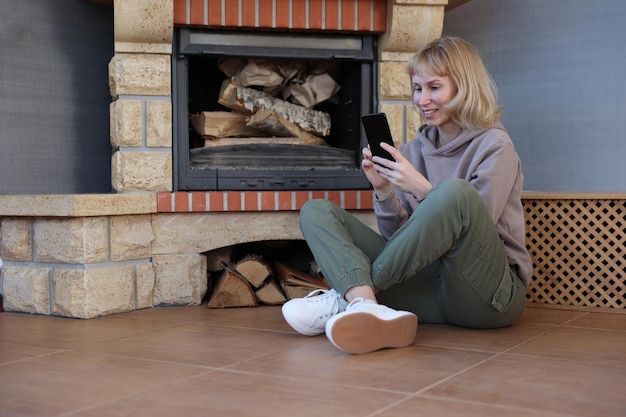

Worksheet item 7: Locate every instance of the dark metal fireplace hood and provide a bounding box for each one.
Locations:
[173,29,378,191]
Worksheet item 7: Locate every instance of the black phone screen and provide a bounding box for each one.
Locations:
[361,113,395,161]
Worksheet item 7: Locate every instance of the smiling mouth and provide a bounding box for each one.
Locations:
[422,109,436,117]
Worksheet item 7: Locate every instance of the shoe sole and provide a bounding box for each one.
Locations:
[326,312,417,354]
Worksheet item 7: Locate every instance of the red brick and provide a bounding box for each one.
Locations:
[227,191,242,211]
[326,190,341,206]
[343,190,358,209]
[311,191,325,201]
[359,190,375,209]
[208,0,222,26]
[325,0,339,30]
[175,192,189,212]
[373,0,386,33]
[292,0,307,29]
[157,192,172,212]
[258,0,273,27]
[357,0,371,31]
[295,191,310,209]
[241,0,257,27]
[275,0,290,29]
[342,0,356,31]
[190,0,205,26]
[191,192,206,211]
[277,191,292,210]
[224,0,239,27]
[173,0,187,25]
[308,0,323,29]
[261,191,275,211]
[209,192,224,211]
[244,192,259,211]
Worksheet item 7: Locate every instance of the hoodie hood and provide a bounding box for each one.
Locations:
[416,122,508,155]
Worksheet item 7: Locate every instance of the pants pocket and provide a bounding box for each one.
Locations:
[490,266,515,313]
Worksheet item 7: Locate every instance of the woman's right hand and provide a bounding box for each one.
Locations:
[362,146,394,196]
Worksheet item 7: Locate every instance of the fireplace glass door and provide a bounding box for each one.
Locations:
[174,29,377,191]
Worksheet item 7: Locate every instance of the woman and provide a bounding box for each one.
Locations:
[281,36,532,355]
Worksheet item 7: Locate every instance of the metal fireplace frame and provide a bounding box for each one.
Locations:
[173,28,378,191]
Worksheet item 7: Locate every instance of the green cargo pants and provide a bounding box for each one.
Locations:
[299,179,526,328]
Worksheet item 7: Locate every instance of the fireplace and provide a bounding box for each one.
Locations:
[174,29,376,191]
[0,0,449,318]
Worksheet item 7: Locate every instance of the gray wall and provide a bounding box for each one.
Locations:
[0,0,113,194]
[444,0,626,192]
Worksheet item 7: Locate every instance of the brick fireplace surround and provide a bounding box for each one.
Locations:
[0,0,447,318]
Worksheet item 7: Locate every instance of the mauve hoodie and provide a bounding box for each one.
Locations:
[375,122,532,286]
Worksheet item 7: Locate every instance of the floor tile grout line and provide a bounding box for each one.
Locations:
[193,321,299,335]
[415,393,586,417]
[203,366,418,396]
[0,349,67,367]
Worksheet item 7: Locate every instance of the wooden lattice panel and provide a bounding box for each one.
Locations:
[523,197,626,309]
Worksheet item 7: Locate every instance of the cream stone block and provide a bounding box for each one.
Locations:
[1,218,32,261]
[0,194,155,217]
[111,150,172,192]
[52,265,135,319]
[406,105,423,141]
[152,254,207,306]
[146,100,172,148]
[151,212,304,255]
[380,3,444,54]
[110,99,143,147]
[109,53,171,98]
[114,0,173,54]
[34,217,108,264]
[380,61,412,101]
[110,214,154,261]
[136,262,155,309]
[380,104,405,146]
[2,265,50,315]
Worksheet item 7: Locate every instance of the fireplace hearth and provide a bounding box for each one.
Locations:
[174,29,377,191]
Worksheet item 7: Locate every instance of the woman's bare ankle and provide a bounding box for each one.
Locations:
[345,285,377,303]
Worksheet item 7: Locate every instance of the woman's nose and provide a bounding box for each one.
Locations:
[417,91,430,105]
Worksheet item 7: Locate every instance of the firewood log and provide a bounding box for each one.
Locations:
[208,267,257,308]
[233,256,272,289]
[247,110,328,145]
[274,261,329,300]
[254,279,287,305]
[190,111,268,138]
[218,78,331,136]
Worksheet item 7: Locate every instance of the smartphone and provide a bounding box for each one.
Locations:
[361,112,396,161]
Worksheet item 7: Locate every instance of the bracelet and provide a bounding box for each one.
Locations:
[413,183,433,202]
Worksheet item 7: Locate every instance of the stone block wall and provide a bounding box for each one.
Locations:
[0,197,210,318]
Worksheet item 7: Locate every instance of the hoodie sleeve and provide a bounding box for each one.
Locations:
[374,188,411,240]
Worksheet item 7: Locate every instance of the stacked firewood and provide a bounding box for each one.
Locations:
[190,58,341,146]
[206,242,329,308]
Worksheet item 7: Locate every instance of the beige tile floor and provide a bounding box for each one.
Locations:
[1,303,625,417]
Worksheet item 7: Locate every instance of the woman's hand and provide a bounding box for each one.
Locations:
[362,143,432,199]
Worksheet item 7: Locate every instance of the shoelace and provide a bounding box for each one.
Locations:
[304,289,341,319]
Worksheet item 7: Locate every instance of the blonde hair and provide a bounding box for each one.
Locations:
[407,36,501,130]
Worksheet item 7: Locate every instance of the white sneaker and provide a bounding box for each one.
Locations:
[282,289,349,336]
[325,298,417,354]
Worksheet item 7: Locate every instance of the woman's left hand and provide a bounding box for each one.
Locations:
[372,143,433,198]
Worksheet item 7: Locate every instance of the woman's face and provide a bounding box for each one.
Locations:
[411,72,458,131]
